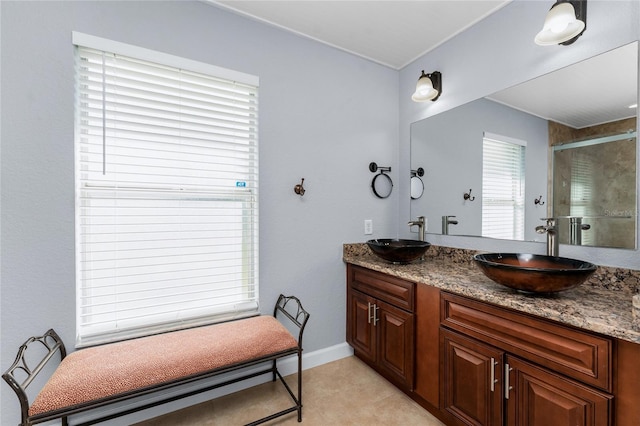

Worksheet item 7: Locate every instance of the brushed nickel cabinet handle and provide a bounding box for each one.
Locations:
[490,358,498,392]
[505,363,513,399]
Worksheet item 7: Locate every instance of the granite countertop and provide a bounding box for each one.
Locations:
[343,243,640,345]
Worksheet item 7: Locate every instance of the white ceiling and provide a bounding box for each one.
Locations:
[205,1,637,129]
[207,0,511,70]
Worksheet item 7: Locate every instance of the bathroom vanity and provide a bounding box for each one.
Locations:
[344,244,640,426]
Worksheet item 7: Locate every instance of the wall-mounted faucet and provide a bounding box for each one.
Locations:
[535,218,559,257]
[408,216,426,241]
[442,215,458,235]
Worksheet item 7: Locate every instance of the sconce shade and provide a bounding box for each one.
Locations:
[535,1,586,46]
[412,70,441,102]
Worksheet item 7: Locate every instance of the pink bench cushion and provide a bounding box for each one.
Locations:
[29,316,298,416]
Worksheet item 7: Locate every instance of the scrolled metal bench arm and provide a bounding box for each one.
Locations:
[3,329,67,426]
[274,294,310,347]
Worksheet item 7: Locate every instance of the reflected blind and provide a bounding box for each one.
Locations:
[482,133,526,240]
[74,33,259,346]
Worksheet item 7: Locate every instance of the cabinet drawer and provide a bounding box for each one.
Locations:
[348,265,414,311]
[440,292,612,392]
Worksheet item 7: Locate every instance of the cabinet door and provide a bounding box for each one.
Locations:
[441,328,504,426]
[347,289,376,363]
[505,356,612,426]
[377,299,415,389]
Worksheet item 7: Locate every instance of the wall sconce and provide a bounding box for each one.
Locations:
[411,70,442,102]
[535,0,587,46]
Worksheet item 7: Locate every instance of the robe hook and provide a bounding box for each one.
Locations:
[463,189,475,201]
[294,178,305,196]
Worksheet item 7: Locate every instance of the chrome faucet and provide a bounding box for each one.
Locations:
[442,215,458,235]
[535,217,559,257]
[408,216,426,241]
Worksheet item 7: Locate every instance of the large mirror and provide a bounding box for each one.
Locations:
[410,41,638,249]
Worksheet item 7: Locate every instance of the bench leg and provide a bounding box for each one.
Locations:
[271,359,277,382]
[297,350,303,422]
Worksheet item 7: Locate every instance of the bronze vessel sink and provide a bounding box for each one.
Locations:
[473,253,597,293]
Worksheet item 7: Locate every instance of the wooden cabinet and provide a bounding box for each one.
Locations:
[345,265,634,426]
[441,328,612,426]
[506,356,612,426]
[348,289,376,362]
[414,282,441,408]
[440,292,613,426]
[346,264,415,390]
[441,328,504,425]
[613,339,640,426]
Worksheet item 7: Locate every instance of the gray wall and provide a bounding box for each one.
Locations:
[0,1,399,423]
[399,0,640,267]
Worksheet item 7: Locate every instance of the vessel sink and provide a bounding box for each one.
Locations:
[367,239,431,264]
[473,253,597,294]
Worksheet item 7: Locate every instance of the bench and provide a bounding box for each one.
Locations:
[3,294,310,426]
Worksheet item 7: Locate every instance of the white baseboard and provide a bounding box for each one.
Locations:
[278,341,354,375]
[69,342,353,425]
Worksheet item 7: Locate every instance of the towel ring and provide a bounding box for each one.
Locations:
[369,162,393,199]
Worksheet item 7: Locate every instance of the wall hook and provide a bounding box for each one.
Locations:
[294,178,305,196]
[463,189,475,201]
[534,195,545,205]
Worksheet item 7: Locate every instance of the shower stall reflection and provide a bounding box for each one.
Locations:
[552,131,637,249]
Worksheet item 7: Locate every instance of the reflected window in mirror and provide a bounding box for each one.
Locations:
[482,133,526,240]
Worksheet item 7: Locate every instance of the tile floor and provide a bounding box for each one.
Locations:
[134,356,445,425]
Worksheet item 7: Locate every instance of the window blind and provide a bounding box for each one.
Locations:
[482,133,526,240]
[74,34,259,346]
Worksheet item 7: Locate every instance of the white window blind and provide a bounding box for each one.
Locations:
[482,133,526,240]
[74,33,259,347]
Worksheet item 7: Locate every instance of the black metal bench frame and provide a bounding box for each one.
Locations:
[3,294,310,426]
